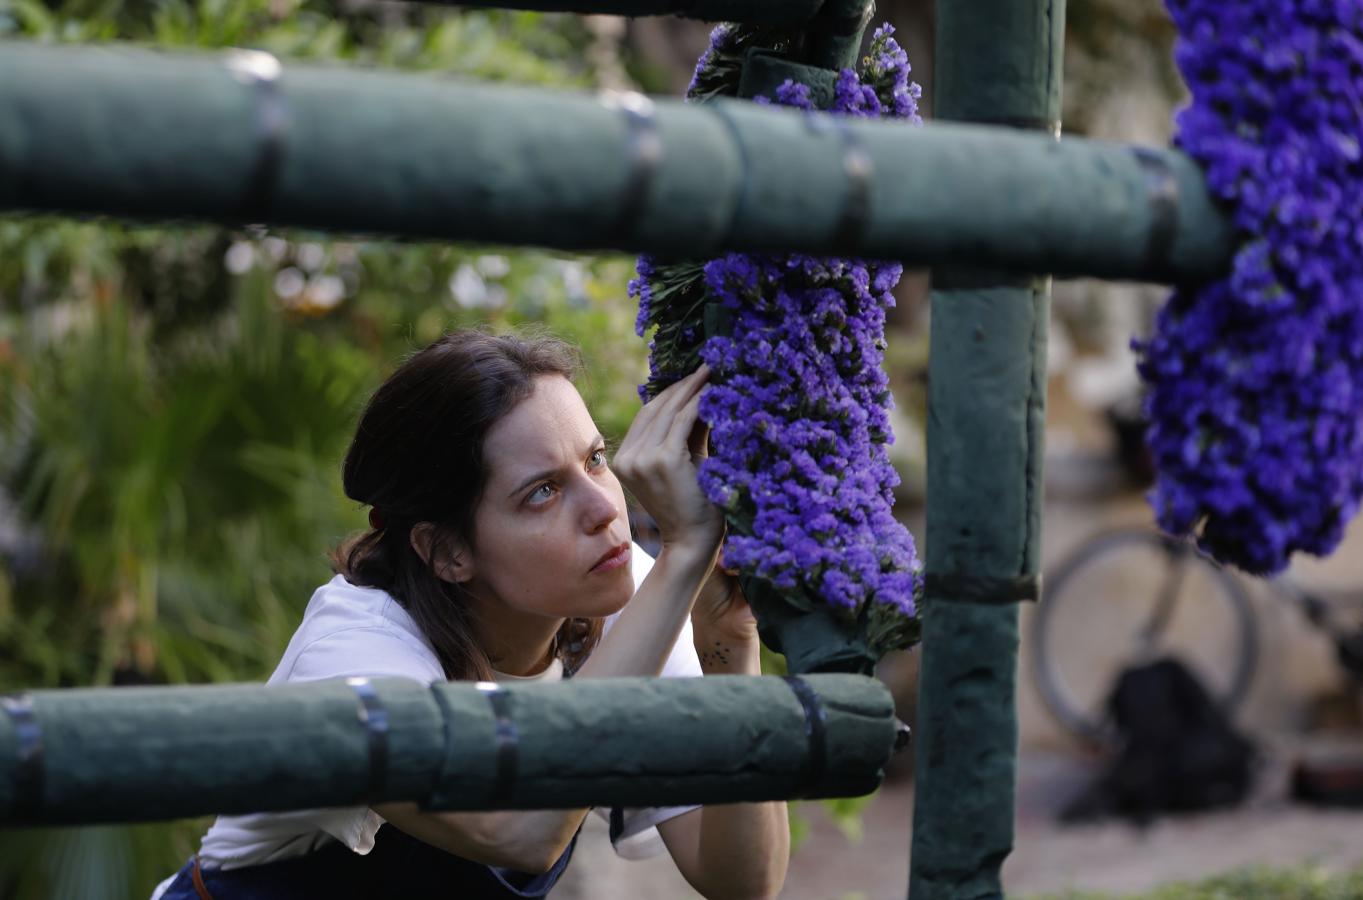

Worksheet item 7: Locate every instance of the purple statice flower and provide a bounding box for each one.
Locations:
[632,24,925,653]
[629,255,655,339]
[771,80,817,112]
[686,23,739,97]
[1134,1,1363,573]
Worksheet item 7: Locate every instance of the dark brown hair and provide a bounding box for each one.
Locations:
[331,329,604,681]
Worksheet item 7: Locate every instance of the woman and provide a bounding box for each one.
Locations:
[153,329,789,899]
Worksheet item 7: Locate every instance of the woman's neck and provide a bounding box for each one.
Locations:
[471,604,564,677]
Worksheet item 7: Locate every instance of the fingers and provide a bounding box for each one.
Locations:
[652,365,709,417]
[664,388,705,461]
[687,417,711,461]
[620,366,710,459]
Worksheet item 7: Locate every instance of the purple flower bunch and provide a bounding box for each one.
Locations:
[632,25,924,654]
[1134,1,1363,573]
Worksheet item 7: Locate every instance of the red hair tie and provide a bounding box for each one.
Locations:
[368,508,386,531]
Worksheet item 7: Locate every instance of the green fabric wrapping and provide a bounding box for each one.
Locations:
[742,578,877,675]
[909,0,1064,897]
[0,674,895,826]
[911,280,1048,899]
[798,0,875,72]
[0,41,1228,282]
[737,52,840,107]
[426,674,892,809]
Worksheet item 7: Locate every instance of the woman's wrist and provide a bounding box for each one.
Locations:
[655,536,722,576]
[692,627,761,674]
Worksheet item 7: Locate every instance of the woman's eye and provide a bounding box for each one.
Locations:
[528,483,556,504]
[588,449,607,468]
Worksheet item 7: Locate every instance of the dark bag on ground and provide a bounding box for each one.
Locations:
[1061,656,1255,823]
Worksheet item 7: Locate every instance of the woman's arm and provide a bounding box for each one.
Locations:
[657,623,791,900]
[372,536,722,873]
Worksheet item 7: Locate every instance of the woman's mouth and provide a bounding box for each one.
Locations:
[590,543,631,573]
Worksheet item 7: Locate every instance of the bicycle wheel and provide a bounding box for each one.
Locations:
[1030,528,1259,745]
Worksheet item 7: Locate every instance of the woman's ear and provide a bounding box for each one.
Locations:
[410,523,475,584]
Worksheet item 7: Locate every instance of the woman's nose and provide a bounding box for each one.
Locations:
[580,477,621,532]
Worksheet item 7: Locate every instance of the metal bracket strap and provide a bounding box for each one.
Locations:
[600,91,664,245]
[794,112,875,253]
[477,683,520,806]
[1,693,43,820]
[922,572,1041,604]
[225,50,287,226]
[707,101,755,255]
[345,678,390,802]
[781,675,827,796]
[1131,147,1180,281]
[829,118,873,253]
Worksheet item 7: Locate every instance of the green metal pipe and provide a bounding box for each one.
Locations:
[0,41,1230,284]
[909,1,1064,898]
[0,674,895,827]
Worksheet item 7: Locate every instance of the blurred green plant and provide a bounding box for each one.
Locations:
[0,1,647,896]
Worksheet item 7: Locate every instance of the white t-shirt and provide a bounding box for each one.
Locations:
[151,543,700,899]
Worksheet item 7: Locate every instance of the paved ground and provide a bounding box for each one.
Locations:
[556,744,1363,899]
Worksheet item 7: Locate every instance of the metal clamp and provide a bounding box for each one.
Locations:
[803,114,873,254]
[923,572,1041,604]
[1132,147,1180,281]
[226,49,286,226]
[346,678,390,802]
[476,682,519,806]
[782,676,828,796]
[600,91,664,245]
[1,693,43,820]
[707,101,754,255]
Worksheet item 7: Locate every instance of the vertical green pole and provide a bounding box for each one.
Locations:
[909,2,1064,898]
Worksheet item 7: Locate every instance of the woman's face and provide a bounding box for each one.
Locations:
[458,375,635,621]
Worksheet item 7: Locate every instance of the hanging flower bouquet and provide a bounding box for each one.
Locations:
[632,25,924,672]
[1134,1,1363,574]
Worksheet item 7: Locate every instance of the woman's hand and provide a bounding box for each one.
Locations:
[613,366,723,556]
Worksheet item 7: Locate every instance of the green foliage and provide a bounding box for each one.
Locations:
[1027,866,1363,900]
[0,1,647,897]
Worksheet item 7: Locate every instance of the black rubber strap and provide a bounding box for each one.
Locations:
[346,678,390,802]
[478,684,519,806]
[608,805,626,845]
[601,91,663,245]
[796,114,873,254]
[347,679,390,801]
[782,676,827,796]
[226,50,287,225]
[1131,147,1180,282]
[957,113,1061,135]
[831,119,873,253]
[923,572,1041,604]
[893,718,913,754]
[1,693,43,820]
[708,101,754,254]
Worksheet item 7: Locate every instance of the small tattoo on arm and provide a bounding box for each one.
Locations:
[700,640,732,668]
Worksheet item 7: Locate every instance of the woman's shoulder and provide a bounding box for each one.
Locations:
[267,575,444,685]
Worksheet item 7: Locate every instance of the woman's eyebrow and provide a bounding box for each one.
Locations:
[506,434,605,498]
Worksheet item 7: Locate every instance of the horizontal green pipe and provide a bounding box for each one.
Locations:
[0,42,1233,282]
[0,674,895,826]
[413,0,824,24]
